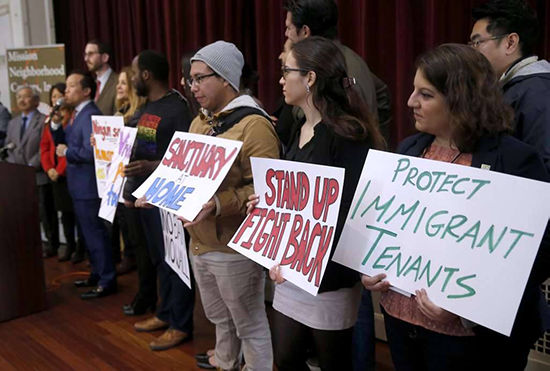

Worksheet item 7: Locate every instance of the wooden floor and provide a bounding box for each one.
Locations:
[0,251,395,371]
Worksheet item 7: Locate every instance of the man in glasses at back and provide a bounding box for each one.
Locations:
[471,0,550,173]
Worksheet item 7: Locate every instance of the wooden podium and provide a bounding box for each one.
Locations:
[0,162,47,322]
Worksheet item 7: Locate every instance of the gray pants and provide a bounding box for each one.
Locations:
[190,250,273,371]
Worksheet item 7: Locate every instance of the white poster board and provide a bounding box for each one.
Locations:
[332,150,550,336]
[160,209,191,289]
[98,127,137,222]
[132,132,242,221]
[228,157,345,296]
[92,116,125,197]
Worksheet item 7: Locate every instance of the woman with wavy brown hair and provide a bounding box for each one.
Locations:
[363,43,550,371]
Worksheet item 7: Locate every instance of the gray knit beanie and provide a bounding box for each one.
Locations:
[190,41,244,92]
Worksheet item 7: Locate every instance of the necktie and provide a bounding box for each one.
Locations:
[20,116,28,140]
[70,110,77,125]
[95,80,101,102]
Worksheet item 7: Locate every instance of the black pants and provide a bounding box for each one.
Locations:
[140,207,194,333]
[60,211,77,251]
[38,183,59,249]
[124,206,157,304]
[383,309,481,371]
[118,204,136,260]
[272,309,353,371]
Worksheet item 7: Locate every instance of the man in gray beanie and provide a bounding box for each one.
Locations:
[182,41,279,371]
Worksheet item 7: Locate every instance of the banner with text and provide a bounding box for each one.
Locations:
[92,116,125,198]
[7,44,65,113]
[228,157,345,296]
[332,150,550,336]
[160,209,191,289]
[99,127,137,222]
[132,132,242,221]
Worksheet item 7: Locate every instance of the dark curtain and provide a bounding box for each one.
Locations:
[53,0,549,148]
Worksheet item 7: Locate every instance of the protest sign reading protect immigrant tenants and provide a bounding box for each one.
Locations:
[132,132,242,221]
[98,127,137,223]
[332,150,550,336]
[92,116,125,198]
[228,157,345,296]
[160,209,191,289]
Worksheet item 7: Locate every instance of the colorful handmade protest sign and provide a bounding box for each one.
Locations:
[332,150,550,336]
[160,209,191,289]
[98,127,137,222]
[132,132,242,221]
[92,116,124,198]
[229,157,345,296]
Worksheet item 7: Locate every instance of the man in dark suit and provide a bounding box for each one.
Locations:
[4,87,57,256]
[56,71,116,299]
[84,40,118,115]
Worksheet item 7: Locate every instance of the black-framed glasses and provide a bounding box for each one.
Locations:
[468,34,509,48]
[281,66,309,79]
[187,73,217,87]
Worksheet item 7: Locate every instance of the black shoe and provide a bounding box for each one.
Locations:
[74,278,98,288]
[123,299,156,316]
[43,246,58,258]
[80,285,117,300]
[59,245,75,262]
[197,359,217,370]
[71,250,85,264]
[195,352,212,363]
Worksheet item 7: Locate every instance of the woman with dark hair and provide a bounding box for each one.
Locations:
[248,36,385,371]
[40,83,79,261]
[363,43,550,371]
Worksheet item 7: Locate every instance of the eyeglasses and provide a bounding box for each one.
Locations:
[468,34,509,48]
[281,66,309,79]
[187,73,217,87]
[83,51,100,58]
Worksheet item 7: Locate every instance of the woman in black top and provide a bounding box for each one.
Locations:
[248,36,385,371]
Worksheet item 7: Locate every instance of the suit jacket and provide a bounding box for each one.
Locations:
[96,71,118,115]
[398,132,550,344]
[5,111,47,186]
[65,101,102,200]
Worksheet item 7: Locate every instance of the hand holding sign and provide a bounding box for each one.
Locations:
[415,289,457,323]
[124,160,160,177]
[178,198,216,227]
[361,273,390,292]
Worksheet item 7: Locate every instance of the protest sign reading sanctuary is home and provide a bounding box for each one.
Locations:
[133,132,242,221]
[229,157,345,296]
[333,150,550,336]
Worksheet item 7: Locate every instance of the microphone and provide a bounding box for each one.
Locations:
[45,98,65,125]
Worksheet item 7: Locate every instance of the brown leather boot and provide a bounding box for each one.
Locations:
[149,328,191,351]
[134,316,169,332]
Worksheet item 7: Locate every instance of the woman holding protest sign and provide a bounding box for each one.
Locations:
[40,83,81,262]
[362,43,550,371]
[247,36,385,371]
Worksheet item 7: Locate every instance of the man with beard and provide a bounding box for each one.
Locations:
[123,50,195,351]
[84,40,118,115]
[55,72,116,299]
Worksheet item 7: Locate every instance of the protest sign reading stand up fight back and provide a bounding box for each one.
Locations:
[333,150,550,336]
[229,157,345,296]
